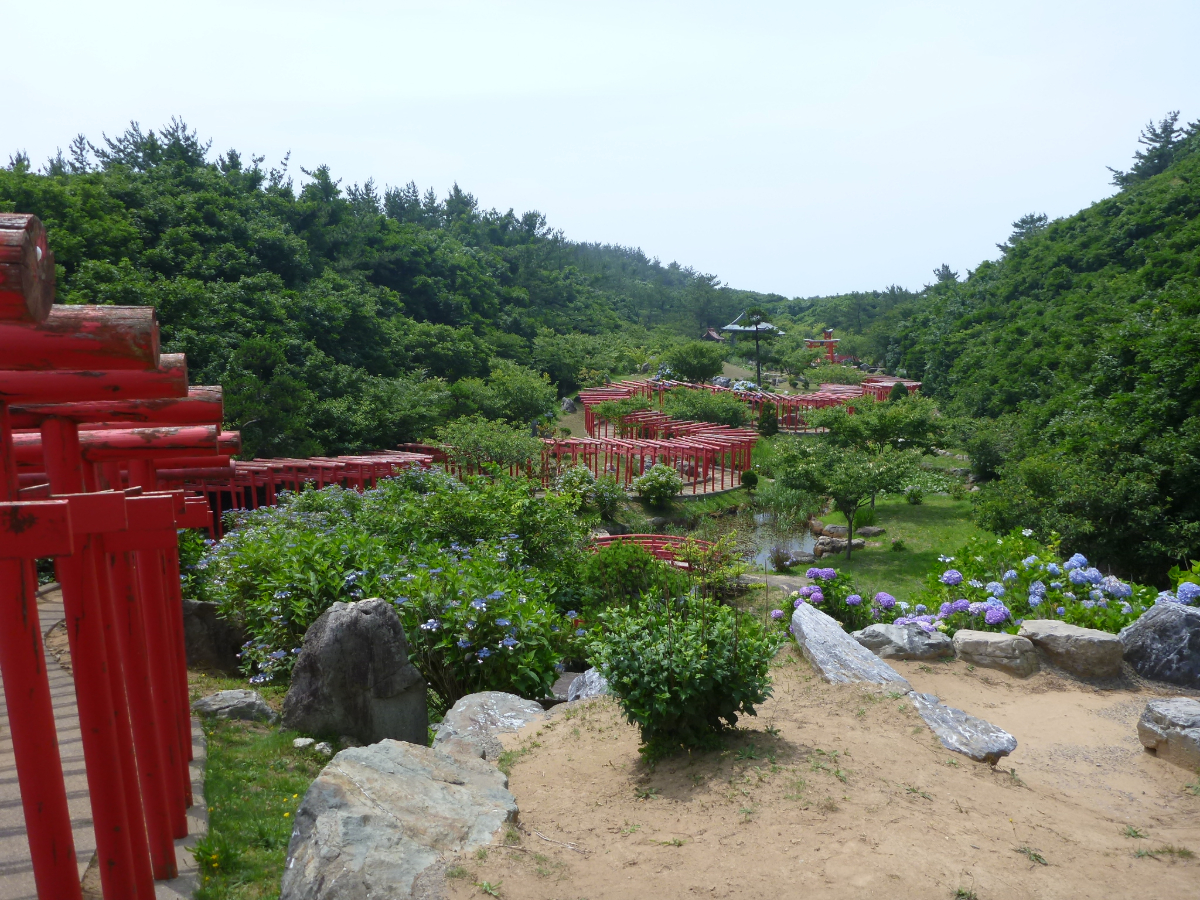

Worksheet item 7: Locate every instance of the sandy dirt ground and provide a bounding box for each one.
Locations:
[447,648,1200,900]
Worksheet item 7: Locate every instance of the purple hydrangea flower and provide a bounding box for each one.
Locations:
[771,609,785,620]
[1101,576,1132,599]
[915,604,927,614]
[984,605,1011,625]
[846,594,862,606]
[874,592,896,609]
[968,602,989,616]
[810,590,825,604]
[794,598,805,608]
[939,602,952,617]
[940,569,963,586]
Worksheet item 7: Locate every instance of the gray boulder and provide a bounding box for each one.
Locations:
[560,396,577,413]
[952,629,1039,677]
[432,691,544,761]
[280,740,517,900]
[790,603,911,690]
[909,692,1017,764]
[182,599,248,674]
[1018,619,1123,678]
[822,524,849,538]
[192,689,276,724]
[853,623,953,660]
[1136,697,1200,770]
[711,375,733,388]
[282,599,427,746]
[856,526,886,538]
[567,668,610,701]
[1119,604,1200,688]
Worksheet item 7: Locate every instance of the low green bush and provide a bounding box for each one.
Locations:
[633,463,683,506]
[663,387,749,427]
[740,469,759,490]
[590,597,778,756]
[579,541,689,616]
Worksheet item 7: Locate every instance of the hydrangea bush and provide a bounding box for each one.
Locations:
[632,463,684,506]
[200,473,589,702]
[897,531,1165,636]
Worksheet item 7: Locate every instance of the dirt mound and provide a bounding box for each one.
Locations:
[447,647,1200,899]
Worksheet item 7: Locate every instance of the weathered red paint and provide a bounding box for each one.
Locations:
[0,305,159,370]
[12,425,220,465]
[0,214,55,323]
[0,353,188,404]
[9,387,223,430]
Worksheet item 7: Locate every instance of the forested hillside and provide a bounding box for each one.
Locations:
[0,120,778,456]
[780,114,1200,580]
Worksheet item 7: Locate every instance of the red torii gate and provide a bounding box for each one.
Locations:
[0,213,227,900]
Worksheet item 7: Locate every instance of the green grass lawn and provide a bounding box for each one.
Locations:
[816,495,991,601]
[189,674,323,900]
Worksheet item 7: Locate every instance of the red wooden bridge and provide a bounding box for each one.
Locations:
[590,533,713,568]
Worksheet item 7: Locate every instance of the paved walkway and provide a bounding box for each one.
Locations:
[0,585,207,900]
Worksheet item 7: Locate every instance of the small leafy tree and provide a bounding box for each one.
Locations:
[663,387,748,427]
[758,404,779,436]
[663,341,726,383]
[776,443,916,558]
[435,416,542,472]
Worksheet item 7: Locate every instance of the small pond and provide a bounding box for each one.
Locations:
[744,511,815,569]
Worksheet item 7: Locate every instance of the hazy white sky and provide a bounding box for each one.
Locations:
[6,1,1197,297]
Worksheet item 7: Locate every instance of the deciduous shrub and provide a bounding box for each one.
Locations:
[633,463,683,506]
[663,387,749,427]
[579,540,689,615]
[590,597,778,756]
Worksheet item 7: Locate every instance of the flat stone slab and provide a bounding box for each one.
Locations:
[853,623,954,660]
[1120,604,1200,688]
[567,668,611,701]
[953,629,1039,677]
[1018,619,1123,678]
[191,689,276,723]
[1137,697,1200,770]
[909,691,1017,764]
[280,740,517,900]
[791,603,911,690]
[432,691,544,760]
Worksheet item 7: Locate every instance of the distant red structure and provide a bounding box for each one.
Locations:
[805,328,840,363]
[861,375,921,401]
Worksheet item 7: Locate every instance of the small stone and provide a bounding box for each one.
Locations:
[292,737,315,750]
[1119,604,1200,688]
[560,396,577,413]
[567,668,610,701]
[313,741,333,757]
[432,691,544,760]
[1137,697,1200,770]
[791,603,911,690]
[856,526,886,537]
[711,375,732,388]
[1018,619,1123,678]
[191,689,276,723]
[280,741,517,900]
[853,623,954,660]
[909,692,1017,764]
[952,630,1038,677]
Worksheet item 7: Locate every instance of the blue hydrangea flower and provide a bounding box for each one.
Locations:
[1082,600,1095,609]
[1155,591,1180,605]
[968,579,984,589]
[1047,563,1061,576]
[420,618,440,631]
[1050,582,1063,590]
[1022,555,1039,567]
[968,602,989,616]
[1056,606,1066,616]
[845,594,862,606]
[1029,580,1047,597]
[1002,569,1018,582]
[501,637,519,649]
[565,610,578,619]
[985,582,1006,597]
[496,618,512,627]
[1068,569,1089,586]
[471,599,487,611]
[1177,582,1200,605]
[477,647,492,660]
[915,604,928,614]
[575,628,586,636]
[457,639,472,649]
[940,569,964,586]
[1063,553,1087,571]
[1089,590,1103,602]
